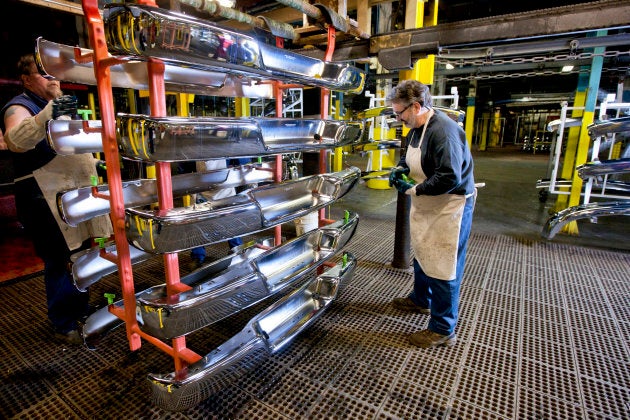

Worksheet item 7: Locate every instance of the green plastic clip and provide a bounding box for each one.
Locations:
[344,210,349,224]
[342,252,348,268]
[257,157,262,163]
[401,174,416,185]
[94,237,107,248]
[104,293,115,305]
[90,175,98,187]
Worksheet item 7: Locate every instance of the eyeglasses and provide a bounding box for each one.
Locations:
[393,102,414,118]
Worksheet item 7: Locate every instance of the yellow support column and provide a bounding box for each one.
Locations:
[332,94,344,172]
[465,84,476,149]
[399,0,437,84]
[558,32,606,235]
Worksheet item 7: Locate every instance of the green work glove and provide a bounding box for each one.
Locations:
[393,177,415,194]
[388,166,409,187]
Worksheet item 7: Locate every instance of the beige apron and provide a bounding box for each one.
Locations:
[34,154,113,250]
[407,113,466,280]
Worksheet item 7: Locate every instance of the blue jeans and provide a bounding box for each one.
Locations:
[190,237,243,262]
[15,178,89,334]
[409,195,474,336]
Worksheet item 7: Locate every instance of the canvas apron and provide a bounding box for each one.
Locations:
[407,112,466,280]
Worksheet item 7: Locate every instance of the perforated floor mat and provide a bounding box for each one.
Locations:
[0,219,628,419]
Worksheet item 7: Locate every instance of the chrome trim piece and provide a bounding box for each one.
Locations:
[103,4,365,93]
[587,116,630,138]
[125,167,360,253]
[148,253,357,412]
[546,117,582,132]
[542,201,630,239]
[71,241,152,292]
[81,241,269,349]
[115,114,363,162]
[35,38,274,98]
[136,212,358,339]
[57,163,274,226]
[577,158,630,179]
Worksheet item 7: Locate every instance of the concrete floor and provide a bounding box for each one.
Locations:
[0,147,628,419]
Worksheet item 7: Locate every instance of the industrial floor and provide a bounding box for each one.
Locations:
[0,148,628,419]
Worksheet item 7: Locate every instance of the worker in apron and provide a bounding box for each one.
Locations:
[388,80,476,348]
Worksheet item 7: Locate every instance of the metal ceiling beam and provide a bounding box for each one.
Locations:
[371,0,630,70]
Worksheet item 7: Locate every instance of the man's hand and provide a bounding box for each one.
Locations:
[52,95,78,119]
[388,166,409,187]
[393,177,416,195]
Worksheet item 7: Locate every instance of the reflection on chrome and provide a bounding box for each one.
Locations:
[35,38,274,98]
[577,158,630,179]
[81,239,269,349]
[587,116,630,138]
[542,201,630,239]
[115,114,363,162]
[136,212,358,340]
[57,163,274,226]
[125,167,360,253]
[71,241,151,292]
[103,3,365,93]
[148,253,357,412]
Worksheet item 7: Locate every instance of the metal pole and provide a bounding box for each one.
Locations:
[391,135,411,269]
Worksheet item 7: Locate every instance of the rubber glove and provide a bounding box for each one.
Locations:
[52,95,78,119]
[393,176,415,195]
[388,166,410,187]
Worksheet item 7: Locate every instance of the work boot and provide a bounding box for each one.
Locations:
[409,329,456,348]
[392,297,430,314]
[54,329,83,346]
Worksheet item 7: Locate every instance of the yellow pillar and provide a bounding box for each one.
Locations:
[235,97,250,117]
[465,94,476,150]
[555,90,585,211]
[399,0,437,85]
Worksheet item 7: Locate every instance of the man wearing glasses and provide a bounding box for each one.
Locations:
[1,53,111,345]
[388,80,476,348]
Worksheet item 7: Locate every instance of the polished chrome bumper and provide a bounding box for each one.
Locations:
[587,116,630,137]
[577,158,630,179]
[125,167,360,253]
[35,38,274,98]
[57,163,274,226]
[46,116,363,162]
[136,212,358,339]
[148,253,356,412]
[542,201,630,239]
[102,4,365,93]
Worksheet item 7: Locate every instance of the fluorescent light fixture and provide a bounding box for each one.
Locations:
[445,63,455,70]
[561,65,574,72]
[217,0,236,7]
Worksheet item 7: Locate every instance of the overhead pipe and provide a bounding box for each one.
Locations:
[275,0,370,40]
[178,0,298,40]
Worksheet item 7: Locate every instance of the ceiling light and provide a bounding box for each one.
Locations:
[445,63,455,70]
[216,0,236,7]
[561,65,574,72]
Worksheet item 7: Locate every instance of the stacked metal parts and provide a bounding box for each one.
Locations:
[37,0,366,411]
[542,116,630,239]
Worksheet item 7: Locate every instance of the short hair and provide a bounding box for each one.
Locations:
[17,53,36,76]
[387,80,433,108]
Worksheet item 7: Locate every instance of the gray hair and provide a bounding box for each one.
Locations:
[387,80,433,108]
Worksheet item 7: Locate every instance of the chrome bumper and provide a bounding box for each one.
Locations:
[35,38,274,98]
[136,212,358,339]
[102,4,365,93]
[577,158,630,179]
[46,116,363,162]
[126,167,360,253]
[542,201,630,239]
[57,163,274,226]
[148,253,356,412]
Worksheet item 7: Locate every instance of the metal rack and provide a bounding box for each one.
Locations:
[57,0,366,411]
[540,99,630,239]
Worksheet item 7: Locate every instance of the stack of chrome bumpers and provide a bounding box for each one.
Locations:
[542,116,630,239]
[44,2,367,411]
